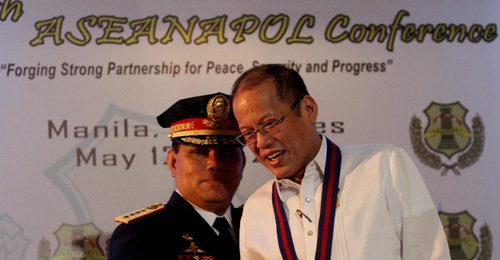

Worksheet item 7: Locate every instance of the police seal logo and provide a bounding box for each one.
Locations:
[52,222,105,260]
[206,94,230,122]
[439,211,493,260]
[410,102,484,175]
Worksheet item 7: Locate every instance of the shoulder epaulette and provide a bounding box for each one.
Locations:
[113,203,165,224]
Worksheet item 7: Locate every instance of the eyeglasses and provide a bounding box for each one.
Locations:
[236,96,304,145]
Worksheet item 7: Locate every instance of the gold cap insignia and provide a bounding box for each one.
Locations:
[207,94,230,122]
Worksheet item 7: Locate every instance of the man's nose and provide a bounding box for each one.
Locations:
[206,150,223,170]
[255,131,274,149]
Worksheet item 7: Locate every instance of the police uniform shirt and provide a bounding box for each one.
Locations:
[178,189,238,241]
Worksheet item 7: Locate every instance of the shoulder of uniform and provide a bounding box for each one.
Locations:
[113,203,165,224]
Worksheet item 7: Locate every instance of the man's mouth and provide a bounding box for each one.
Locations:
[204,174,226,183]
[266,151,284,161]
[204,178,225,185]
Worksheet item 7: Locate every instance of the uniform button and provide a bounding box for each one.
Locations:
[307,230,314,236]
[305,197,311,203]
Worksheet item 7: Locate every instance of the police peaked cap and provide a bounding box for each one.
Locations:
[156,92,242,147]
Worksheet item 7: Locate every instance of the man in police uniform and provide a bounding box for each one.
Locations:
[109,92,246,260]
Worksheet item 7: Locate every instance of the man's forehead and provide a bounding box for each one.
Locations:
[239,77,275,93]
[234,84,279,106]
[239,73,274,89]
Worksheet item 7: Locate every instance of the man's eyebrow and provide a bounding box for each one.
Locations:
[239,112,275,131]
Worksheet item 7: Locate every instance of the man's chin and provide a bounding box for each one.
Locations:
[203,181,230,191]
[204,190,230,201]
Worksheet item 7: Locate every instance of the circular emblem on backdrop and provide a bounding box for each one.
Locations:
[409,101,484,175]
[206,95,230,122]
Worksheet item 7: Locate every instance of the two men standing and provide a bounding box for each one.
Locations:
[109,64,450,260]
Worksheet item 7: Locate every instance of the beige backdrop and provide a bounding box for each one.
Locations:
[1,0,499,259]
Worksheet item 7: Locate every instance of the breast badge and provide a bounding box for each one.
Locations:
[178,233,214,260]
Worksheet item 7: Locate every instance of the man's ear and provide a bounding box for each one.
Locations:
[302,95,319,123]
[166,149,177,177]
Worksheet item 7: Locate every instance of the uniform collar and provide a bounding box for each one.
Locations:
[175,189,233,229]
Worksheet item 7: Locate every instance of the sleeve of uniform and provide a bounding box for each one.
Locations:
[108,224,146,260]
[386,147,451,260]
